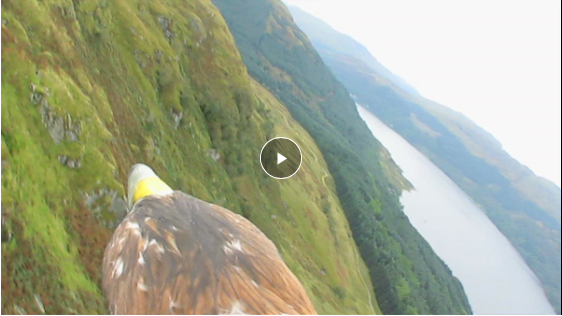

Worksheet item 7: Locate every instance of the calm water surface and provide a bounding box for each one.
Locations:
[358,105,555,315]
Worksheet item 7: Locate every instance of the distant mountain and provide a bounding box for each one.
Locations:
[289,5,419,95]
[289,6,562,313]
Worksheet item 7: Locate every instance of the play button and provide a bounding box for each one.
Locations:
[260,137,302,179]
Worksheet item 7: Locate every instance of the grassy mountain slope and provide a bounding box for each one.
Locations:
[213,0,472,314]
[1,0,381,314]
[289,8,561,313]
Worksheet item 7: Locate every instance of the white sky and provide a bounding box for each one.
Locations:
[286,0,561,187]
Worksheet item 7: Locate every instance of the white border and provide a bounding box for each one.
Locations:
[260,137,302,179]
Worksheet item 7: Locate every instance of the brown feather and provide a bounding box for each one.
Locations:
[102,191,316,314]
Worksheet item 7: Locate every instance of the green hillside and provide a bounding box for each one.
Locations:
[213,0,472,314]
[1,0,383,314]
[289,7,562,313]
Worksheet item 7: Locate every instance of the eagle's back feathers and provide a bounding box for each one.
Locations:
[102,191,316,314]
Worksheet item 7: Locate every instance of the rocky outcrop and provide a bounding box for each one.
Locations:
[208,148,220,161]
[157,15,176,43]
[82,188,127,228]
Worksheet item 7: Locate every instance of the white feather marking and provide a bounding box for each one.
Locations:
[113,257,124,278]
[144,217,151,222]
[148,239,165,259]
[251,280,258,288]
[171,225,178,231]
[141,237,149,252]
[138,253,146,265]
[220,301,246,315]
[223,244,233,255]
[155,244,165,254]
[138,280,148,292]
[126,221,141,236]
[231,240,243,251]
[169,300,182,312]
[223,240,244,255]
[228,301,246,315]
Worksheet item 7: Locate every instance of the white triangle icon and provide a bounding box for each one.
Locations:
[277,153,287,165]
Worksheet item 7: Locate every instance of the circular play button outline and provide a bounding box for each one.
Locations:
[260,137,302,179]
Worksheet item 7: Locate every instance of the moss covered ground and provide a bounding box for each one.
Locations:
[1,0,379,313]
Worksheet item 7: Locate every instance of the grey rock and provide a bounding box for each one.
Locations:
[190,17,205,36]
[58,155,82,169]
[134,49,148,69]
[157,15,176,42]
[30,88,45,106]
[155,50,163,62]
[60,5,77,19]
[83,188,127,227]
[40,104,65,144]
[208,149,221,162]
[38,99,81,144]
[171,111,183,129]
[64,113,81,142]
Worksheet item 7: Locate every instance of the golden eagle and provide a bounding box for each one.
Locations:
[102,164,316,314]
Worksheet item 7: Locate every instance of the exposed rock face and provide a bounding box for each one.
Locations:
[82,188,127,228]
[171,110,183,129]
[64,114,81,142]
[34,85,82,144]
[157,15,176,43]
[58,155,82,169]
[208,148,221,161]
[33,84,84,168]
[38,103,65,144]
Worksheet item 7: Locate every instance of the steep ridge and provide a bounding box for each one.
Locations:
[2,0,377,314]
[213,0,472,314]
[289,6,561,313]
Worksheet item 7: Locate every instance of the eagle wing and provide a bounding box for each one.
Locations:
[102,191,316,314]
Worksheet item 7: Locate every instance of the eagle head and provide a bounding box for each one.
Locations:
[127,163,174,210]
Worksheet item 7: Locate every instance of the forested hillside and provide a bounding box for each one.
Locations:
[214,0,472,314]
[289,6,562,313]
[1,0,382,314]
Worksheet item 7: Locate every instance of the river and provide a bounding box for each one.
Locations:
[357,105,555,315]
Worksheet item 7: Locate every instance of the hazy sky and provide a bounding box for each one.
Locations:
[286,0,561,187]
